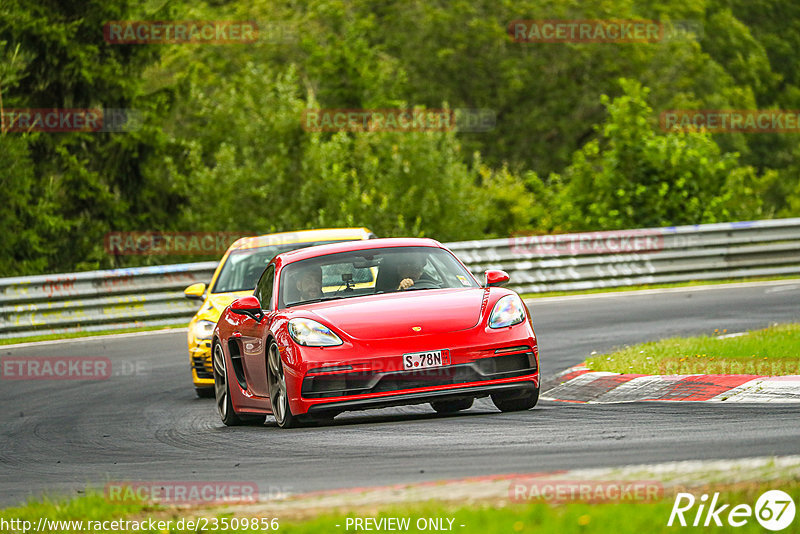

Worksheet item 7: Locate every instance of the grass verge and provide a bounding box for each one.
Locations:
[1,480,798,533]
[585,323,800,375]
[281,481,799,533]
[0,324,187,346]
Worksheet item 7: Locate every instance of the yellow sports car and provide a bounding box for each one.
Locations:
[184,228,375,397]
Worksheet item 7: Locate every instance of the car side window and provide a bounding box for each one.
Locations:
[254,264,275,310]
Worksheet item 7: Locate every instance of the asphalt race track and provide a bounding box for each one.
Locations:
[1,281,799,506]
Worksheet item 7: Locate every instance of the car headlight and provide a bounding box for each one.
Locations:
[288,318,343,347]
[191,319,216,340]
[489,295,526,329]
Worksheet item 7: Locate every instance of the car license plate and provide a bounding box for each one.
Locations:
[403,349,451,370]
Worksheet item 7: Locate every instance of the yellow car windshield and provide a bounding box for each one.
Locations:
[212,240,345,293]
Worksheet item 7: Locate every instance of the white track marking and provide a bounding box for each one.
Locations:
[712,376,800,403]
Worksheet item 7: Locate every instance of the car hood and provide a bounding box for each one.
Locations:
[303,288,487,339]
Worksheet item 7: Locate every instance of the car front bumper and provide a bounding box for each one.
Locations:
[189,340,214,387]
[305,377,538,415]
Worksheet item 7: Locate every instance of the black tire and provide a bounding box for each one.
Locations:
[430,397,474,413]
[213,343,265,426]
[267,341,299,429]
[491,386,539,412]
[195,386,215,399]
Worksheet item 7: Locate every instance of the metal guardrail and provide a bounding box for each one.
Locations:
[448,218,800,294]
[2,218,800,339]
[0,262,217,339]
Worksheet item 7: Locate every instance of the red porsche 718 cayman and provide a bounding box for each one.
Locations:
[212,238,539,428]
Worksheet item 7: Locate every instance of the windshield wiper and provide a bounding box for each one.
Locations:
[287,295,348,307]
[403,286,440,291]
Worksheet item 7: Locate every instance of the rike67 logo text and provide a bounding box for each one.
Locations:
[668,490,795,531]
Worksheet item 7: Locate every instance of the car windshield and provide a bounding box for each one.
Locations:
[212,240,348,293]
[280,246,478,308]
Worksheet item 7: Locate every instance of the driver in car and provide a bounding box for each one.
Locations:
[296,265,323,301]
[397,254,429,290]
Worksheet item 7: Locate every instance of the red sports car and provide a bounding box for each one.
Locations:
[211,238,539,428]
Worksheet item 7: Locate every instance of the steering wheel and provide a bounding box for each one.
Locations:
[405,279,441,290]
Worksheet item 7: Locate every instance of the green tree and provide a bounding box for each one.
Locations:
[555,79,770,230]
[0,0,181,273]
[0,41,53,275]
[171,62,531,241]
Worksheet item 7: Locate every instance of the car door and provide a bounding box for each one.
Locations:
[238,264,275,398]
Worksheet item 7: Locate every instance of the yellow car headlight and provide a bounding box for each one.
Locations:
[191,320,216,341]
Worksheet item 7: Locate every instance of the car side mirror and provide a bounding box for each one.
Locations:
[484,270,510,287]
[184,282,206,302]
[230,295,264,322]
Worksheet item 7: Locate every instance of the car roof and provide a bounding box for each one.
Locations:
[275,237,443,264]
[229,227,374,252]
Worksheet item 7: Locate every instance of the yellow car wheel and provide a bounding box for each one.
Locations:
[195,386,214,398]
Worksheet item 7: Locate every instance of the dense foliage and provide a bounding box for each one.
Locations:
[1,0,798,275]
